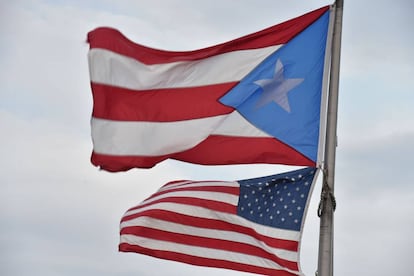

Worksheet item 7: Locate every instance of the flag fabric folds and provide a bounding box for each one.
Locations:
[119,167,318,276]
[87,6,331,172]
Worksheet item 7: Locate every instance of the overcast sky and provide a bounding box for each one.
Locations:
[1,0,414,275]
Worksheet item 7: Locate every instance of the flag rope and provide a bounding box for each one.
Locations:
[317,169,336,218]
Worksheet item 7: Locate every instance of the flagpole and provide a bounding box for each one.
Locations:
[317,0,343,276]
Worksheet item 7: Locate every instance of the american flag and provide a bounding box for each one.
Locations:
[119,167,318,275]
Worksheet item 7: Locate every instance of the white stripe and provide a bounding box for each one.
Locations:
[157,181,238,192]
[89,46,281,89]
[141,190,239,206]
[121,216,299,262]
[120,235,300,275]
[123,202,300,242]
[91,111,271,156]
[211,110,272,136]
[158,181,195,191]
[92,114,226,156]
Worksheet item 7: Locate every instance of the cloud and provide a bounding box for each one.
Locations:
[340,0,414,82]
[1,0,414,276]
[0,107,196,276]
[335,186,414,276]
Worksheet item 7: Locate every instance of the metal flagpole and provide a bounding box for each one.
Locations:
[317,0,343,276]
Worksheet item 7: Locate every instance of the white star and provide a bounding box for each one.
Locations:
[254,59,304,112]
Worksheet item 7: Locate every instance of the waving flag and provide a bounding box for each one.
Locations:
[87,6,332,171]
[120,167,318,275]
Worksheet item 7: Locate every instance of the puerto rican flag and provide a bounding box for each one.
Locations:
[87,6,332,172]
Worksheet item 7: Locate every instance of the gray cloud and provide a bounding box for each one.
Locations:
[1,0,413,276]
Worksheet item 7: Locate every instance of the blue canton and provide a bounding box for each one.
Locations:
[237,167,317,231]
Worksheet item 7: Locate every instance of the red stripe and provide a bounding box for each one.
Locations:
[146,184,239,199]
[162,180,191,187]
[160,180,228,190]
[121,226,298,271]
[92,135,314,171]
[119,243,299,276]
[91,82,235,121]
[121,209,298,251]
[174,135,315,166]
[123,196,237,217]
[88,6,329,65]
[137,186,238,208]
